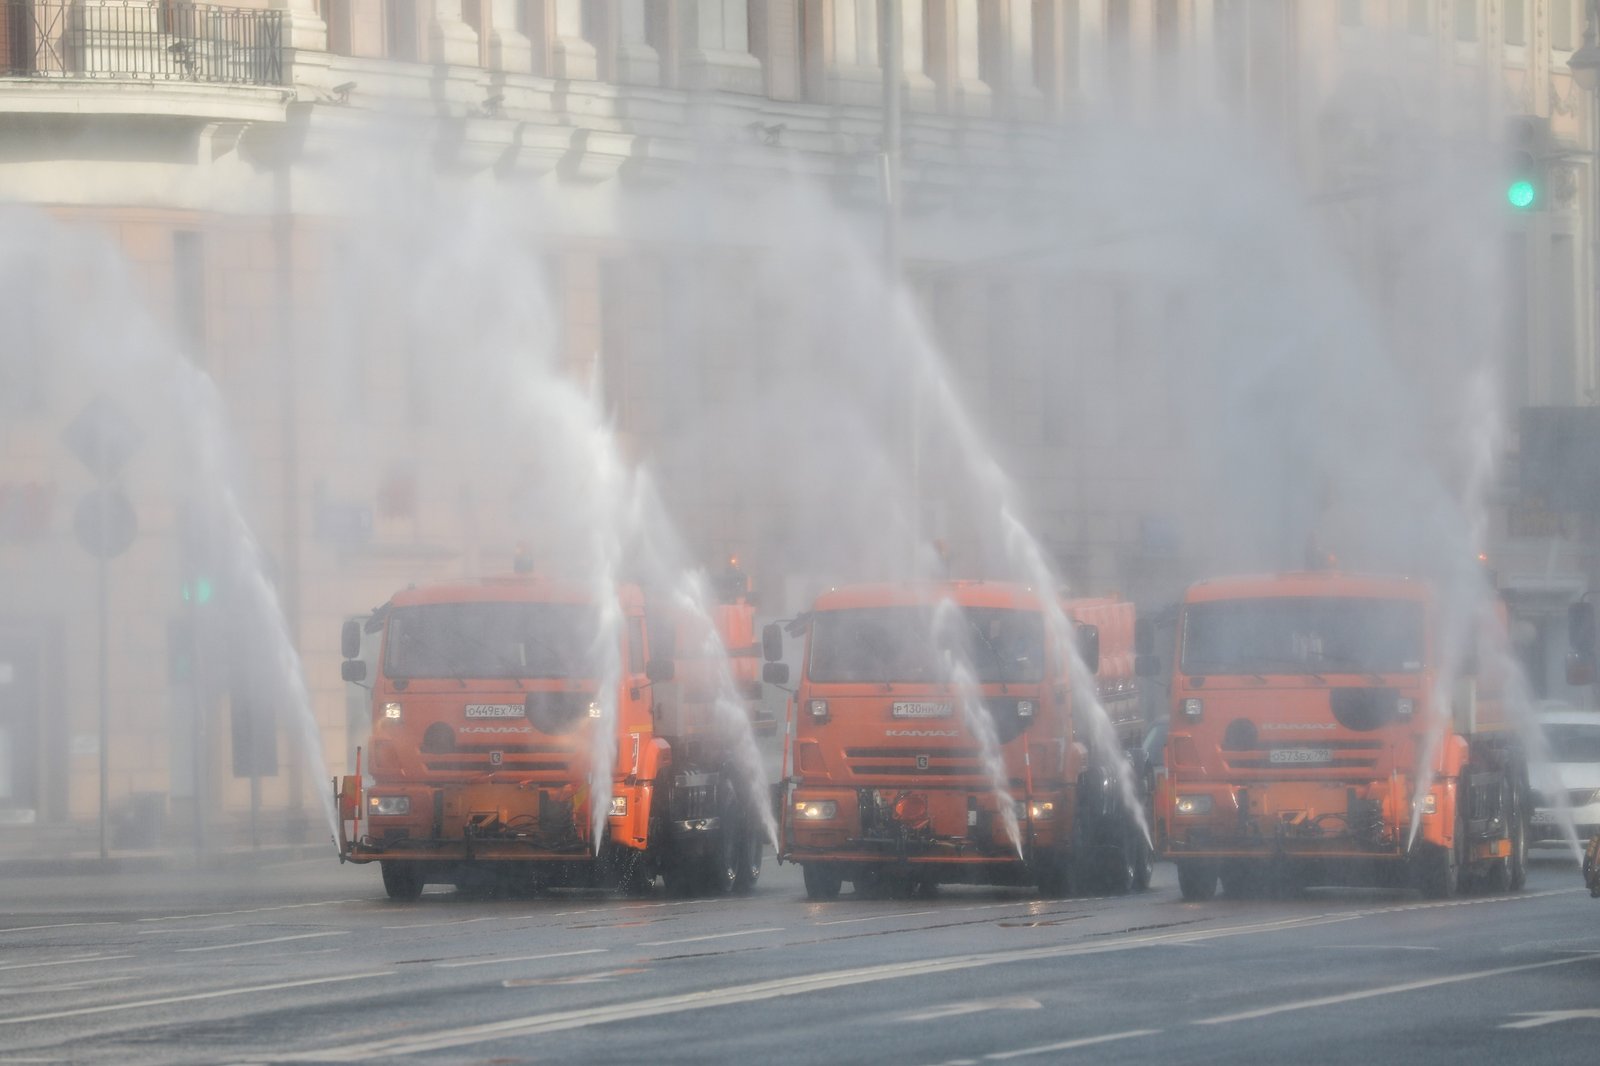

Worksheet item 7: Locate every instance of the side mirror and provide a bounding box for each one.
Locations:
[1135,654,1160,678]
[762,623,784,663]
[762,661,790,685]
[1076,623,1100,675]
[340,659,367,683]
[646,659,675,683]
[1134,618,1155,657]
[1569,652,1597,687]
[341,618,362,660]
[1571,602,1597,654]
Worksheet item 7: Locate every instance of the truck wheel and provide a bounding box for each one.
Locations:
[1507,782,1528,891]
[1132,832,1154,892]
[380,860,425,901]
[1033,850,1070,898]
[733,822,763,895]
[1177,860,1218,901]
[700,828,740,896]
[1417,812,1464,900]
[802,863,842,900]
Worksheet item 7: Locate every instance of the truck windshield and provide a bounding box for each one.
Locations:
[1540,723,1600,763]
[808,606,1045,684]
[1180,597,1424,676]
[384,602,600,680]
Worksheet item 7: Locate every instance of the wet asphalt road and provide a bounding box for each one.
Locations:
[0,850,1596,1065]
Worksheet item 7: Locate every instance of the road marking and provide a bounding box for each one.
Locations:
[502,968,647,987]
[0,976,141,996]
[266,912,1364,1061]
[1320,945,1440,952]
[436,949,607,969]
[1196,952,1600,1025]
[818,910,937,926]
[0,955,133,972]
[0,922,117,935]
[137,900,365,923]
[898,997,1040,1022]
[985,1029,1160,1060]
[1501,1008,1600,1030]
[0,971,394,1026]
[177,931,350,953]
[138,925,239,935]
[381,916,502,931]
[638,927,783,947]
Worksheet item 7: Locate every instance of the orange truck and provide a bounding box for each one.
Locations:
[1154,570,1528,900]
[335,570,768,900]
[766,580,1149,899]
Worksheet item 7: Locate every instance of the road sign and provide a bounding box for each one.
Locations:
[72,488,137,559]
[62,396,143,481]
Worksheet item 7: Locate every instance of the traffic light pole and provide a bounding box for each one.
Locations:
[96,490,108,861]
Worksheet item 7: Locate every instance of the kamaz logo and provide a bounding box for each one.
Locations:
[886,729,959,737]
[916,754,930,770]
[489,751,503,766]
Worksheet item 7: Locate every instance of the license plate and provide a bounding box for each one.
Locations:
[1531,810,1555,825]
[1269,748,1334,765]
[464,704,523,719]
[892,702,952,719]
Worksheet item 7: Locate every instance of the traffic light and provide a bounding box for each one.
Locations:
[181,575,215,605]
[1507,150,1539,210]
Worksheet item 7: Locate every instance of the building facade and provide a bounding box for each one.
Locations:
[0,0,1594,846]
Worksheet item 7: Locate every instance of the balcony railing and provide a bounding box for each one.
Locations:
[2,0,282,86]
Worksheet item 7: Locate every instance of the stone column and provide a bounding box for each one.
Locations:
[270,0,327,55]
[899,0,938,111]
[615,0,661,85]
[428,0,482,67]
[543,0,597,80]
[950,0,990,116]
[750,0,800,101]
[488,0,534,73]
[680,0,763,94]
[1004,0,1044,118]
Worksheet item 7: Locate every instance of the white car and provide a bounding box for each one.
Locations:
[1529,707,1600,846]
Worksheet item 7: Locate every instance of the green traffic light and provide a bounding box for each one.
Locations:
[1508,179,1536,209]
[182,576,215,604]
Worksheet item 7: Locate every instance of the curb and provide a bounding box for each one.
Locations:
[0,843,338,877]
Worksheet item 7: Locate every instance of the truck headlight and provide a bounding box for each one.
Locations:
[609,796,627,817]
[808,699,829,721]
[383,702,403,721]
[1017,700,1035,718]
[367,795,410,816]
[1396,697,1415,717]
[1029,801,1055,819]
[1181,698,1202,720]
[1417,793,1436,815]
[1175,794,1212,815]
[589,701,604,719]
[794,800,838,820]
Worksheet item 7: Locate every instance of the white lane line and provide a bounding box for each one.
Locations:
[1502,1008,1600,1029]
[898,997,1040,1022]
[817,910,936,927]
[138,900,366,923]
[0,976,142,996]
[177,931,350,953]
[0,971,395,1026]
[0,955,133,972]
[138,925,240,935]
[381,916,502,931]
[985,1029,1161,1060]
[638,928,784,947]
[436,949,607,969]
[266,912,1365,1061]
[0,922,118,935]
[1196,952,1600,1026]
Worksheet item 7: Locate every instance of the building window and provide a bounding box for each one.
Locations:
[1504,0,1525,46]
[1552,0,1576,51]
[324,0,352,55]
[1454,0,1477,42]
[386,0,419,61]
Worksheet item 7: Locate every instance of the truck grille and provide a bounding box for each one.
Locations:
[1222,738,1383,772]
[421,742,574,775]
[843,747,989,779]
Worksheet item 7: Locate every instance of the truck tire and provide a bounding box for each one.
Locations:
[1507,780,1528,892]
[380,860,425,901]
[802,863,842,900]
[1177,860,1218,901]
[1033,849,1070,898]
[1417,812,1463,900]
[733,821,763,894]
